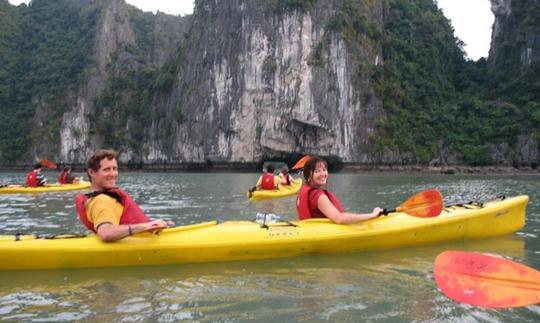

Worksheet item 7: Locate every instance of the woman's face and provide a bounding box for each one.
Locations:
[308,162,328,187]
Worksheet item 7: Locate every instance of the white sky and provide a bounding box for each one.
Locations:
[9,0,493,60]
[124,0,194,16]
[437,0,494,60]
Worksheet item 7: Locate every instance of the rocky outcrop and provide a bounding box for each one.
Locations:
[489,0,540,67]
[487,0,539,167]
[58,0,188,164]
[60,0,131,163]
[167,0,383,164]
[2,0,537,168]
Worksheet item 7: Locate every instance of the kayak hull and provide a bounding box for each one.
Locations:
[0,195,528,270]
[248,178,302,200]
[0,181,91,194]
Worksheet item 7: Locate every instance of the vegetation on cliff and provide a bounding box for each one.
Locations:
[0,0,537,167]
[370,0,538,166]
[0,0,99,162]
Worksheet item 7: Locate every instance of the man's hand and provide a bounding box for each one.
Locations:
[96,220,175,242]
[139,219,174,234]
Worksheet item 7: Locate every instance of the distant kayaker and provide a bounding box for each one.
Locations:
[296,156,383,224]
[279,167,294,185]
[248,163,281,196]
[256,164,280,190]
[75,149,173,242]
[57,166,80,184]
[26,162,48,187]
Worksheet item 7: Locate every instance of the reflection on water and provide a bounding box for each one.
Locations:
[0,237,532,322]
[0,172,539,321]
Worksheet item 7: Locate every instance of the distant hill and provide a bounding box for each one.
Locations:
[0,0,538,169]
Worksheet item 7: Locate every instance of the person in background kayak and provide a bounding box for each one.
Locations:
[249,164,281,196]
[256,164,280,190]
[296,156,383,224]
[279,167,294,185]
[26,162,48,187]
[75,149,173,242]
[57,166,80,184]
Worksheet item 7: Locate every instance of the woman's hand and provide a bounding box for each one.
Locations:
[372,207,384,218]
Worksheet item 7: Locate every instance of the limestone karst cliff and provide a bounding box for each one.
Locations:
[0,0,538,168]
[166,0,384,164]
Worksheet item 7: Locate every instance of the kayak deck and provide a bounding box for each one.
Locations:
[248,178,302,200]
[0,195,528,270]
[0,181,91,194]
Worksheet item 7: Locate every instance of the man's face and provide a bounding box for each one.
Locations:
[88,158,118,190]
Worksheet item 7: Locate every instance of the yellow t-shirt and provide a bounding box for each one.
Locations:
[86,194,124,230]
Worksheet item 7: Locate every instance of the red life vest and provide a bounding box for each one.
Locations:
[75,188,150,232]
[26,171,38,187]
[282,174,291,185]
[261,173,275,189]
[58,172,69,184]
[296,185,345,220]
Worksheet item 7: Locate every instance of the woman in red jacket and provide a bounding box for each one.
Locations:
[296,156,383,223]
[58,166,76,184]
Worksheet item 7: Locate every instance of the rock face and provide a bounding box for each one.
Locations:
[58,0,188,165]
[60,0,135,163]
[3,0,538,168]
[487,0,540,166]
[165,0,383,163]
[489,0,540,67]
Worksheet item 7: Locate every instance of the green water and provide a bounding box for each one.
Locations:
[0,172,539,321]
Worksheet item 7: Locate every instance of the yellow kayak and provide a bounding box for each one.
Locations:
[0,195,528,270]
[247,178,302,200]
[0,181,91,194]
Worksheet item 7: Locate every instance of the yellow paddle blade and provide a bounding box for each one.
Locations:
[395,189,443,217]
[434,251,540,308]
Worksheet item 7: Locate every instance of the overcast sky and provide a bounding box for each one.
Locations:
[8,0,493,60]
[437,0,494,60]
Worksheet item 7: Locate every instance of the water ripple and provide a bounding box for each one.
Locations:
[0,173,538,322]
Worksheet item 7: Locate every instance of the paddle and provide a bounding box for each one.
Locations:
[290,155,311,173]
[434,250,540,308]
[40,159,57,169]
[381,189,443,218]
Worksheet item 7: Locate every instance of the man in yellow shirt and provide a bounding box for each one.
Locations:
[75,149,173,242]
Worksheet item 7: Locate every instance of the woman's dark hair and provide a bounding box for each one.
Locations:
[303,156,328,183]
[266,164,275,173]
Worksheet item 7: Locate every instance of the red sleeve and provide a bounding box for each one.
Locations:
[308,188,324,205]
[308,188,326,217]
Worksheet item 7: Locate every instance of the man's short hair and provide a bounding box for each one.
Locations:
[87,149,118,172]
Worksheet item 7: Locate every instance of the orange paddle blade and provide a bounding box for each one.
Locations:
[434,251,540,308]
[291,155,311,171]
[40,159,57,169]
[395,189,443,217]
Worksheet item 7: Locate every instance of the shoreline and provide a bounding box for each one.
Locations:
[0,163,538,175]
[339,164,539,175]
